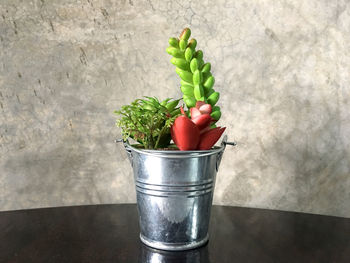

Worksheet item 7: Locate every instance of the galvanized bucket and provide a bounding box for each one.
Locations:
[120,135,234,251]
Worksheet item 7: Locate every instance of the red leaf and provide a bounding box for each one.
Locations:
[198,104,212,115]
[199,125,211,135]
[195,101,206,109]
[192,114,212,131]
[170,125,178,146]
[190,107,201,120]
[171,116,200,150]
[180,106,185,115]
[198,127,226,150]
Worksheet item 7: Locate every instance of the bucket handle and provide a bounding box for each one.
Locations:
[115,139,133,167]
[221,134,237,147]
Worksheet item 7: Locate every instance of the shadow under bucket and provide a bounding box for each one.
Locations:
[121,135,235,251]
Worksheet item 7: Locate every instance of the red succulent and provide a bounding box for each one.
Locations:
[171,102,226,151]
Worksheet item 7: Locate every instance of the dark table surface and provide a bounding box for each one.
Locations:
[0,204,349,263]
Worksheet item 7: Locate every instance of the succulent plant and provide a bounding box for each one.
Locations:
[166,28,221,123]
[171,102,226,150]
[115,28,225,151]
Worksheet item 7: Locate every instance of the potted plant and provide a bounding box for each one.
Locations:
[115,28,235,251]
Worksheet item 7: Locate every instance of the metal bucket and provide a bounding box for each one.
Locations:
[121,135,234,251]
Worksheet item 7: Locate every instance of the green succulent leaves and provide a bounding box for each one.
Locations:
[166,28,221,121]
[211,105,221,120]
[202,63,211,73]
[180,28,191,41]
[168,37,179,48]
[171,58,190,71]
[185,48,193,62]
[204,75,215,91]
[166,47,183,58]
[190,58,198,73]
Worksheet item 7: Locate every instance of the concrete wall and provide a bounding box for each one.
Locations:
[0,0,349,217]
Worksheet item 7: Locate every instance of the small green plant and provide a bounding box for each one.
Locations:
[166,28,221,122]
[115,97,180,149]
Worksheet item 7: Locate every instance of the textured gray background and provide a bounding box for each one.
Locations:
[0,0,349,217]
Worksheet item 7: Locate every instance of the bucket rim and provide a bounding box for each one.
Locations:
[122,136,228,158]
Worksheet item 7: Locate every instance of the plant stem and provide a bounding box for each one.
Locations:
[149,117,154,149]
[154,125,167,149]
